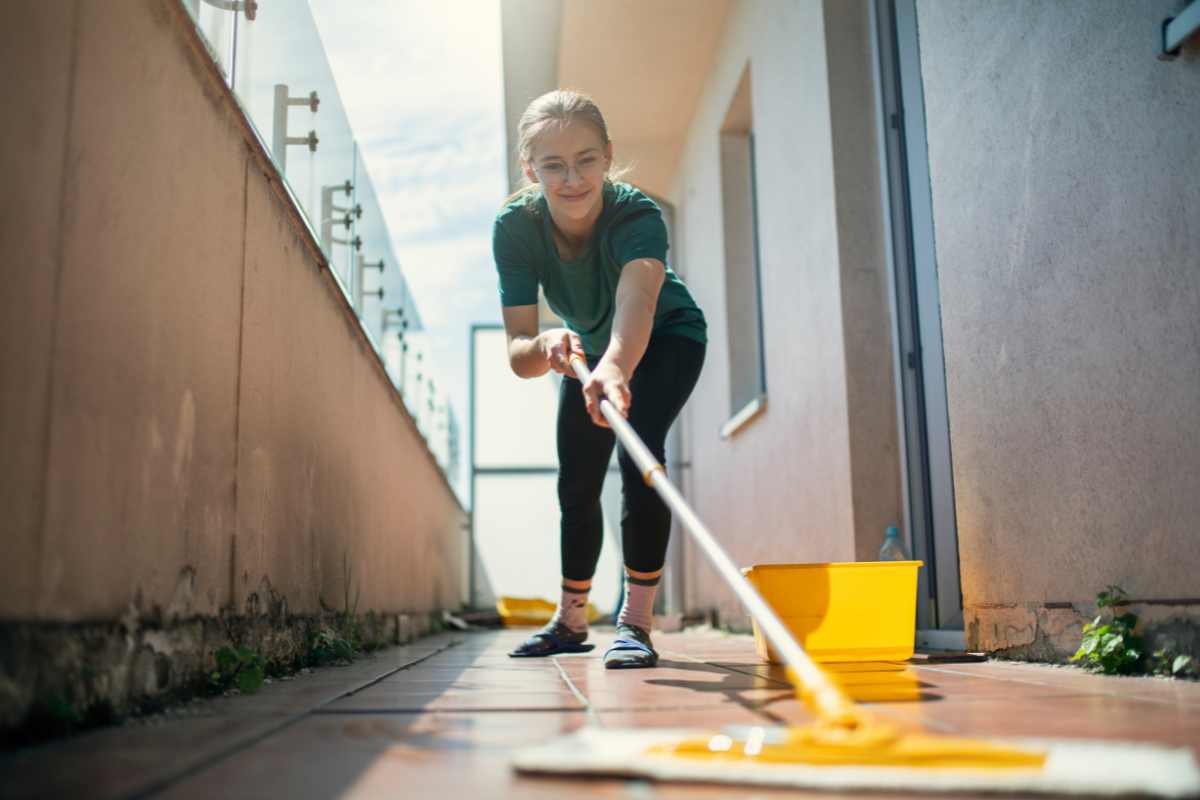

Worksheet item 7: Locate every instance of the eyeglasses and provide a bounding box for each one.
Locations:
[533,154,607,187]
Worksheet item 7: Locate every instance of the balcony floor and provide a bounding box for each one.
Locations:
[3,627,1199,798]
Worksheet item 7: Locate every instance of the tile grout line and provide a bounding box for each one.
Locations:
[312,705,591,715]
[552,656,603,728]
[868,705,960,734]
[661,650,802,726]
[662,650,793,688]
[697,658,1136,727]
[912,663,1198,708]
[127,639,463,799]
[664,651,967,733]
[337,641,465,698]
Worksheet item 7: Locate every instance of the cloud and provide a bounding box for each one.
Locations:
[309,1,505,119]
[394,234,500,327]
[308,0,511,495]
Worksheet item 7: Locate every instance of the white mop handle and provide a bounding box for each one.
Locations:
[568,355,841,709]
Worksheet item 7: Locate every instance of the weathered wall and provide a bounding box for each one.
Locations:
[0,0,465,722]
[0,1,74,619]
[915,0,1200,654]
[671,0,902,625]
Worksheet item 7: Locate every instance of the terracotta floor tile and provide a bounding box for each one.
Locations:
[917,661,1200,706]
[0,714,294,800]
[596,704,784,729]
[877,692,1200,753]
[404,664,564,678]
[156,712,618,800]
[328,687,586,713]
[7,629,1200,799]
[375,675,562,692]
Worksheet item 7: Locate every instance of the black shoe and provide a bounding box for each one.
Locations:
[508,620,594,657]
[604,623,658,669]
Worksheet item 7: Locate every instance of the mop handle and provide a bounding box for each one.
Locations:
[568,354,856,722]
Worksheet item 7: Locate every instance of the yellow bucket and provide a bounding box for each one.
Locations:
[741,561,922,663]
[495,596,604,627]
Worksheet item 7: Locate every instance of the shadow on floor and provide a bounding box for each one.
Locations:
[647,659,941,709]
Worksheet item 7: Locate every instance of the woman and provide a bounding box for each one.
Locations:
[493,90,706,669]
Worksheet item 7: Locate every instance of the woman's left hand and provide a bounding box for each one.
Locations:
[582,360,631,428]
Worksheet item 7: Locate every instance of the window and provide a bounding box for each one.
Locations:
[719,64,767,438]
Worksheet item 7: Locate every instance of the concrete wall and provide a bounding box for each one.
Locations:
[0,0,465,627]
[555,0,732,200]
[915,0,1200,654]
[670,0,902,624]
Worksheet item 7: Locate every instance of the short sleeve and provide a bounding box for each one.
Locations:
[492,217,539,307]
[609,196,669,266]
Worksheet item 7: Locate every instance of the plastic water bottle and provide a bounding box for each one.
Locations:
[879,525,909,561]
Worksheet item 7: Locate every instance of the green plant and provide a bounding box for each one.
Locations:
[1071,585,1143,675]
[209,645,265,694]
[1151,649,1199,679]
[307,627,357,667]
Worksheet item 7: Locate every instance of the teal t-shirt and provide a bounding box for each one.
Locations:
[492,181,707,356]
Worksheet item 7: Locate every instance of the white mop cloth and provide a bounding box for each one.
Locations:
[511,727,1200,797]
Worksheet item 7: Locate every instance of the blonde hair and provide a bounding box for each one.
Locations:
[505,89,627,206]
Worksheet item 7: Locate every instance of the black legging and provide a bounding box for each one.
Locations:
[556,334,706,580]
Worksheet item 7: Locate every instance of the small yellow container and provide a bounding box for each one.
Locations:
[495,596,603,627]
[741,561,923,663]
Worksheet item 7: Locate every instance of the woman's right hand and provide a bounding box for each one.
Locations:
[538,328,584,376]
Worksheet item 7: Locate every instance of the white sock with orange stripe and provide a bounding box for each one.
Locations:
[551,582,590,634]
[617,571,660,633]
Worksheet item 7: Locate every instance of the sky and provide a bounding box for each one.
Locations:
[308,0,509,500]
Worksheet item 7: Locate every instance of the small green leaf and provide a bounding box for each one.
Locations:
[1097,585,1129,608]
[216,647,237,671]
[1173,655,1194,675]
[236,667,264,694]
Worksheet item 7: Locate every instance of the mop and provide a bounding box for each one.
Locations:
[510,354,1200,797]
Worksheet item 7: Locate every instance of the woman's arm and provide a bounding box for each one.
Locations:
[502,304,582,379]
[583,258,666,426]
[602,257,666,377]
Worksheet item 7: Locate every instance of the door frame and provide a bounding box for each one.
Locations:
[871,0,964,635]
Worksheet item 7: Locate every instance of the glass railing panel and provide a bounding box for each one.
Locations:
[401,330,431,433]
[351,145,422,354]
[353,144,444,444]
[231,0,357,292]
[179,0,239,83]
[178,0,460,492]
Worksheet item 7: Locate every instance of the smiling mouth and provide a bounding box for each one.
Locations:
[560,190,590,201]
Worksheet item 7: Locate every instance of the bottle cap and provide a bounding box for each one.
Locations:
[885,525,899,538]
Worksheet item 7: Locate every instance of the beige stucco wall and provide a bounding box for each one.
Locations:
[670,0,902,625]
[0,0,465,625]
[915,0,1200,650]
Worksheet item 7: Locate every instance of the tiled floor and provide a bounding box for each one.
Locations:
[3,628,1199,798]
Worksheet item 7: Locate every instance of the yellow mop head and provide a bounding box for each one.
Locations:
[512,726,1200,796]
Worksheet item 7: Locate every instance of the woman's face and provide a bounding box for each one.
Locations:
[524,121,612,223]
